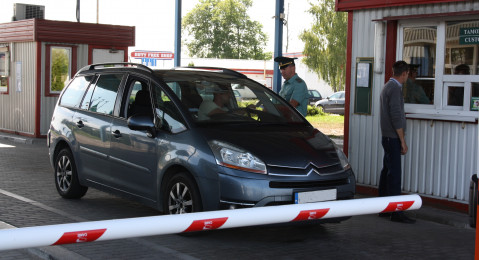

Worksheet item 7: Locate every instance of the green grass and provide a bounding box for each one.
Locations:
[306,114,344,124]
[305,113,345,139]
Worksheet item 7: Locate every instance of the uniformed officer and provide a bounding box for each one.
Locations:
[274,56,308,116]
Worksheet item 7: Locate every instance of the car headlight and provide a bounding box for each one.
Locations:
[335,144,351,171]
[208,140,267,174]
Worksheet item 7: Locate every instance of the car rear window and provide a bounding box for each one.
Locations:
[60,76,94,108]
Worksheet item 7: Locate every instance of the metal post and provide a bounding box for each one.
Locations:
[273,0,284,94]
[174,0,182,68]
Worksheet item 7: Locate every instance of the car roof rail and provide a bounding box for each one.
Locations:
[173,66,247,79]
[77,62,154,74]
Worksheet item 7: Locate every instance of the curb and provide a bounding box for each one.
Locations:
[414,206,472,229]
[0,134,42,145]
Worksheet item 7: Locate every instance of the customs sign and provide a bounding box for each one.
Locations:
[460,28,479,45]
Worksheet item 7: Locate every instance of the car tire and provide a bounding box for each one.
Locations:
[163,172,202,214]
[469,174,477,228]
[54,148,88,199]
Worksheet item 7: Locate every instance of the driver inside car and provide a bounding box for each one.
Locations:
[198,84,232,120]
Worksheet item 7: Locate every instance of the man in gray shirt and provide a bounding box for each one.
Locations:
[379,60,415,224]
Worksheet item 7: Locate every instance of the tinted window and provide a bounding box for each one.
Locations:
[60,76,94,108]
[88,74,123,115]
[80,79,96,110]
[124,78,151,118]
[153,84,186,134]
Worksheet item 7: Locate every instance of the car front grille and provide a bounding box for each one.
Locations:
[268,163,343,177]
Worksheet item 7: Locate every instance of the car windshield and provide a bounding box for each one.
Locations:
[156,70,306,125]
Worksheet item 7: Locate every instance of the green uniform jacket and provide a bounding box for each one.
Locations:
[278,74,308,116]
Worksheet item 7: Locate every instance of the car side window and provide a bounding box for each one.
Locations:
[86,74,123,115]
[80,77,97,110]
[60,75,95,108]
[124,78,152,119]
[153,84,186,134]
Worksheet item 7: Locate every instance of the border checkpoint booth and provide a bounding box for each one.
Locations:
[337,0,479,212]
[0,18,135,138]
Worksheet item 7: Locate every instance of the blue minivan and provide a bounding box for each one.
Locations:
[48,63,355,214]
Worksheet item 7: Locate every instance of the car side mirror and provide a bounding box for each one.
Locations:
[127,114,156,137]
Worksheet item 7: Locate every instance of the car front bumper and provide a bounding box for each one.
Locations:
[218,168,356,209]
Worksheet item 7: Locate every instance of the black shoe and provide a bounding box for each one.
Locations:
[378,213,391,218]
[390,212,416,224]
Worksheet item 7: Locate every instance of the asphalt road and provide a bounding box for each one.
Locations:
[0,138,475,259]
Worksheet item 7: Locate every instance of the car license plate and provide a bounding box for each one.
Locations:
[294,189,337,204]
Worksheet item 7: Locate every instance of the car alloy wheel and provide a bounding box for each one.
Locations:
[164,172,202,214]
[54,148,88,199]
[56,154,72,192]
[169,182,193,214]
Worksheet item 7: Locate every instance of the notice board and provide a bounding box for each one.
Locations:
[354,57,373,114]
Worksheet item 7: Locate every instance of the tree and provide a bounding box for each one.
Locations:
[300,0,347,92]
[183,0,270,60]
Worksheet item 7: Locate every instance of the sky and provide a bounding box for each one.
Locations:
[0,0,314,56]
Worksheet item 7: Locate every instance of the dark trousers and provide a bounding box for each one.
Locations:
[379,137,402,197]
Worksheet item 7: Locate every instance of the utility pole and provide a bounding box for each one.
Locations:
[273,0,284,94]
[285,3,289,53]
[174,0,182,67]
[96,0,99,23]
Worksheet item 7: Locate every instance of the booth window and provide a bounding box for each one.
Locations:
[444,20,479,112]
[444,21,479,75]
[400,18,479,118]
[0,47,8,94]
[402,26,436,105]
[51,47,71,93]
[45,45,77,96]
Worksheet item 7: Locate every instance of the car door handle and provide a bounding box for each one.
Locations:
[76,120,84,128]
[112,130,122,138]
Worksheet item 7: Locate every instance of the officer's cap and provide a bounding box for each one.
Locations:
[274,56,297,69]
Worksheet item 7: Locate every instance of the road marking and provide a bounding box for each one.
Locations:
[0,188,200,260]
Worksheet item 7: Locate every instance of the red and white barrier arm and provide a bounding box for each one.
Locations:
[0,195,421,251]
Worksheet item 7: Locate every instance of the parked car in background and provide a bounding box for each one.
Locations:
[232,84,256,99]
[308,89,322,105]
[315,91,345,115]
[48,63,355,216]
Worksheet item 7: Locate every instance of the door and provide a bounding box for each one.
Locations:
[333,92,345,114]
[109,76,158,200]
[73,73,124,183]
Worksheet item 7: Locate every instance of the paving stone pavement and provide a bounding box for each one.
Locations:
[0,134,475,259]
